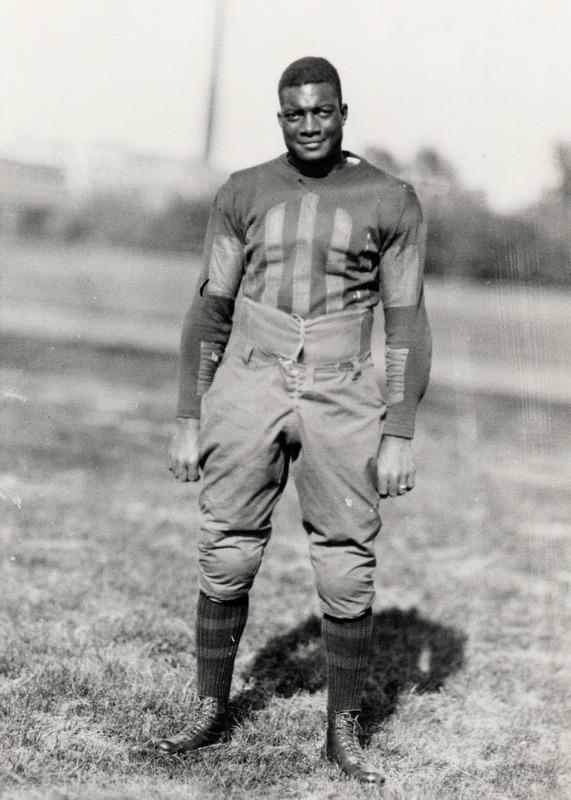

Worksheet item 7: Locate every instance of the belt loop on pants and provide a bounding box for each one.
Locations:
[241,343,254,365]
[351,358,362,380]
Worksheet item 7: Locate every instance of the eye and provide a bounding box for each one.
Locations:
[318,107,334,117]
[284,111,301,121]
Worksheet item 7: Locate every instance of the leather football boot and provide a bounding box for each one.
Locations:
[158,696,229,754]
[323,709,385,785]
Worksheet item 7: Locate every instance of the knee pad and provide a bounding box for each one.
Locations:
[316,572,375,620]
[198,528,267,600]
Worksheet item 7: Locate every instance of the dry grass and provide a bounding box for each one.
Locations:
[0,239,570,798]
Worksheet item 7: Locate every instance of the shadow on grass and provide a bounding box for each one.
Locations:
[232,608,466,739]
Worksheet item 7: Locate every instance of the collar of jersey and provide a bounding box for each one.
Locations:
[280,151,364,179]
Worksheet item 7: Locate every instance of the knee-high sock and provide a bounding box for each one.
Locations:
[196,592,249,699]
[322,609,373,712]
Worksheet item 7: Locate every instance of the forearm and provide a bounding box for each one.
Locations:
[383,289,432,438]
[176,284,237,419]
[176,296,203,419]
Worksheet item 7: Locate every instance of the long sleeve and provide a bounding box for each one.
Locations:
[176,179,245,418]
[379,187,432,438]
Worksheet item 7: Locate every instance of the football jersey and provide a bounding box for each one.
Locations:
[177,153,431,437]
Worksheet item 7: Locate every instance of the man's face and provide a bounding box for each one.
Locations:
[278,82,348,167]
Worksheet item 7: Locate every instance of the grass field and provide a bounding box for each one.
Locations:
[1,238,570,799]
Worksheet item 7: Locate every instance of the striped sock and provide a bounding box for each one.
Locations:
[322,609,373,712]
[196,592,249,699]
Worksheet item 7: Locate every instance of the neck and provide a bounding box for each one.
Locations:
[287,149,345,178]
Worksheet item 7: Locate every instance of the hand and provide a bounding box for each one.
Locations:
[167,417,200,482]
[377,435,415,498]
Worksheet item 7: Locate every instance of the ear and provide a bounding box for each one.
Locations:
[341,103,348,125]
[277,110,284,129]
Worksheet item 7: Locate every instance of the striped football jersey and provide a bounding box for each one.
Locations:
[177,153,431,437]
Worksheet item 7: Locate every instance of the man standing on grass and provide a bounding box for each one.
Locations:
[162,56,431,785]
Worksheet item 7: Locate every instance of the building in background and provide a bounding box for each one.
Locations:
[85,143,224,209]
[0,138,225,244]
[0,143,70,237]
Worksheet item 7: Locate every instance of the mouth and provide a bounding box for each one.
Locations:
[299,140,324,149]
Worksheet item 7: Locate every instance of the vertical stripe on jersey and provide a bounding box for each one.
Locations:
[291,192,319,317]
[325,208,353,313]
[261,202,286,305]
[209,234,244,297]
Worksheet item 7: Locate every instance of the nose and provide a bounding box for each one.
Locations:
[300,111,320,136]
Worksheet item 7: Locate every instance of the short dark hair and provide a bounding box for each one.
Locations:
[278,57,343,103]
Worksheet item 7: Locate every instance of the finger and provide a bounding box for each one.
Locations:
[179,463,200,482]
[171,462,188,481]
[185,463,199,481]
[387,475,399,497]
[378,472,389,498]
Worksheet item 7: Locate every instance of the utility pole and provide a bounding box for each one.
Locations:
[204,0,225,165]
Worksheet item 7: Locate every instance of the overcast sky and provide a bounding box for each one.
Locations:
[0,0,569,210]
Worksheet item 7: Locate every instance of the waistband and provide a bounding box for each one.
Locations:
[236,298,373,364]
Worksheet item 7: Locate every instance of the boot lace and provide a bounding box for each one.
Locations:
[172,697,218,741]
[335,711,367,764]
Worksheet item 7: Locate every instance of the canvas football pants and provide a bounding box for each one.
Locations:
[197,300,386,619]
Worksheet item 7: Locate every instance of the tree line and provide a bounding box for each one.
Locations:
[62,142,570,287]
[364,143,570,287]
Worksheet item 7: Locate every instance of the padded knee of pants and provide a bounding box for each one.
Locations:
[199,534,265,601]
[316,572,375,620]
